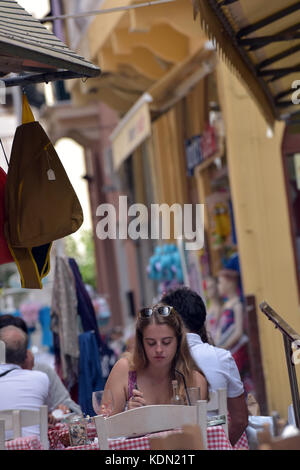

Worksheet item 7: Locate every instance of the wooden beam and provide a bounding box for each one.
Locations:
[110,24,189,64]
[257,44,300,70]
[88,0,133,59]
[237,2,300,38]
[128,0,203,37]
[100,45,170,80]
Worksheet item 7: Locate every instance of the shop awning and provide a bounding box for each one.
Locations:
[0,0,100,87]
[194,0,300,127]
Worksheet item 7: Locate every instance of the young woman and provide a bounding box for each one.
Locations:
[101,303,208,415]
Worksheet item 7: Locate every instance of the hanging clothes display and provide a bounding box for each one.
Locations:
[68,258,102,348]
[51,256,79,390]
[68,257,117,382]
[78,331,105,417]
[4,95,83,289]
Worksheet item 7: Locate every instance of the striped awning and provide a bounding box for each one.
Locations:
[0,0,100,86]
[194,0,300,127]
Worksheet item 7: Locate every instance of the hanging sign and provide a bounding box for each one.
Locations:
[110,94,152,170]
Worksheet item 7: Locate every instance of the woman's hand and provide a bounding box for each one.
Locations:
[128,388,146,409]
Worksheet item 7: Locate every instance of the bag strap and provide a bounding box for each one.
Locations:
[0,368,18,377]
[0,138,9,168]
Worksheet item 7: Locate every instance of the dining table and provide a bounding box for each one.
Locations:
[3,422,249,450]
[49,422,249,451]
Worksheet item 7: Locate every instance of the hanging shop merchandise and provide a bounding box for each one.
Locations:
[4,95,83,289]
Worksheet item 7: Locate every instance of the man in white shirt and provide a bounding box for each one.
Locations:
[0,314,82,416]
[161,286,249,446]
[0,325,50,439]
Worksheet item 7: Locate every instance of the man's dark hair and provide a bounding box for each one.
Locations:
[161,286,209,342]
[0,314,28,334]
[0,325,28,365]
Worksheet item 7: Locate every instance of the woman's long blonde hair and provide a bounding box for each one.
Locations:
[126,303,206,403]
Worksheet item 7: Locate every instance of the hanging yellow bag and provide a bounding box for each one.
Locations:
[4,95,83,289]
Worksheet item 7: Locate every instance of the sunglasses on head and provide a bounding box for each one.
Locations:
[139,305,174,318]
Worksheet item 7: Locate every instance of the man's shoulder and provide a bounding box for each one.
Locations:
[22,368,50,387]
[34,362,55,377]
[190,337,233,360]
[0,366,49,385]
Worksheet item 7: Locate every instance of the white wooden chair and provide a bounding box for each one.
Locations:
[207,389,228,438]
[0,419,5,450]
[0,406,49,449]
[94,402,207,450]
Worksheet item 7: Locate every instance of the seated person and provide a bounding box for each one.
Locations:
[0,314,82,419]
[101,303,208,415]
[0,325,50,439]
[161,286,249,447]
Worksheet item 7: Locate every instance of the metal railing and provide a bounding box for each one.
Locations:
[260,301,300,428]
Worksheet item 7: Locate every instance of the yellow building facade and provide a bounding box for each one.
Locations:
[64,0,300,418]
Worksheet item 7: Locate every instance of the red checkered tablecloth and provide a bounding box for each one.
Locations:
[233,432,249,450]
[64,426,249,451]
[48,422,97,449]
[5,435,42,450]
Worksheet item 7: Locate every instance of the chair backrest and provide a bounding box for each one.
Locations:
[0,419,5,450]
[207,389,228,437]
[150,424,205,450]
[94,402,208,450]
[0,406,48,449]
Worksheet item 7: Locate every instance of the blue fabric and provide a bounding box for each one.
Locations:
[68,258,102,348]
[78,331,105,417]
[38,306,53,350]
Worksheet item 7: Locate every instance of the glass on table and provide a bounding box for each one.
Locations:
[67,415,88,446]
[92,389,114,417]
[187,387,201,405]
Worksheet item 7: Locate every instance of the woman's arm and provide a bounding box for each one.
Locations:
[192,370,208,400]
[102,357,129,415]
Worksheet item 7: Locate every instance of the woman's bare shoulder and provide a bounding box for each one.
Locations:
[105,356,130,388]
[192,369,207,384]
[112,356,130,372]
[192,370,208,399]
